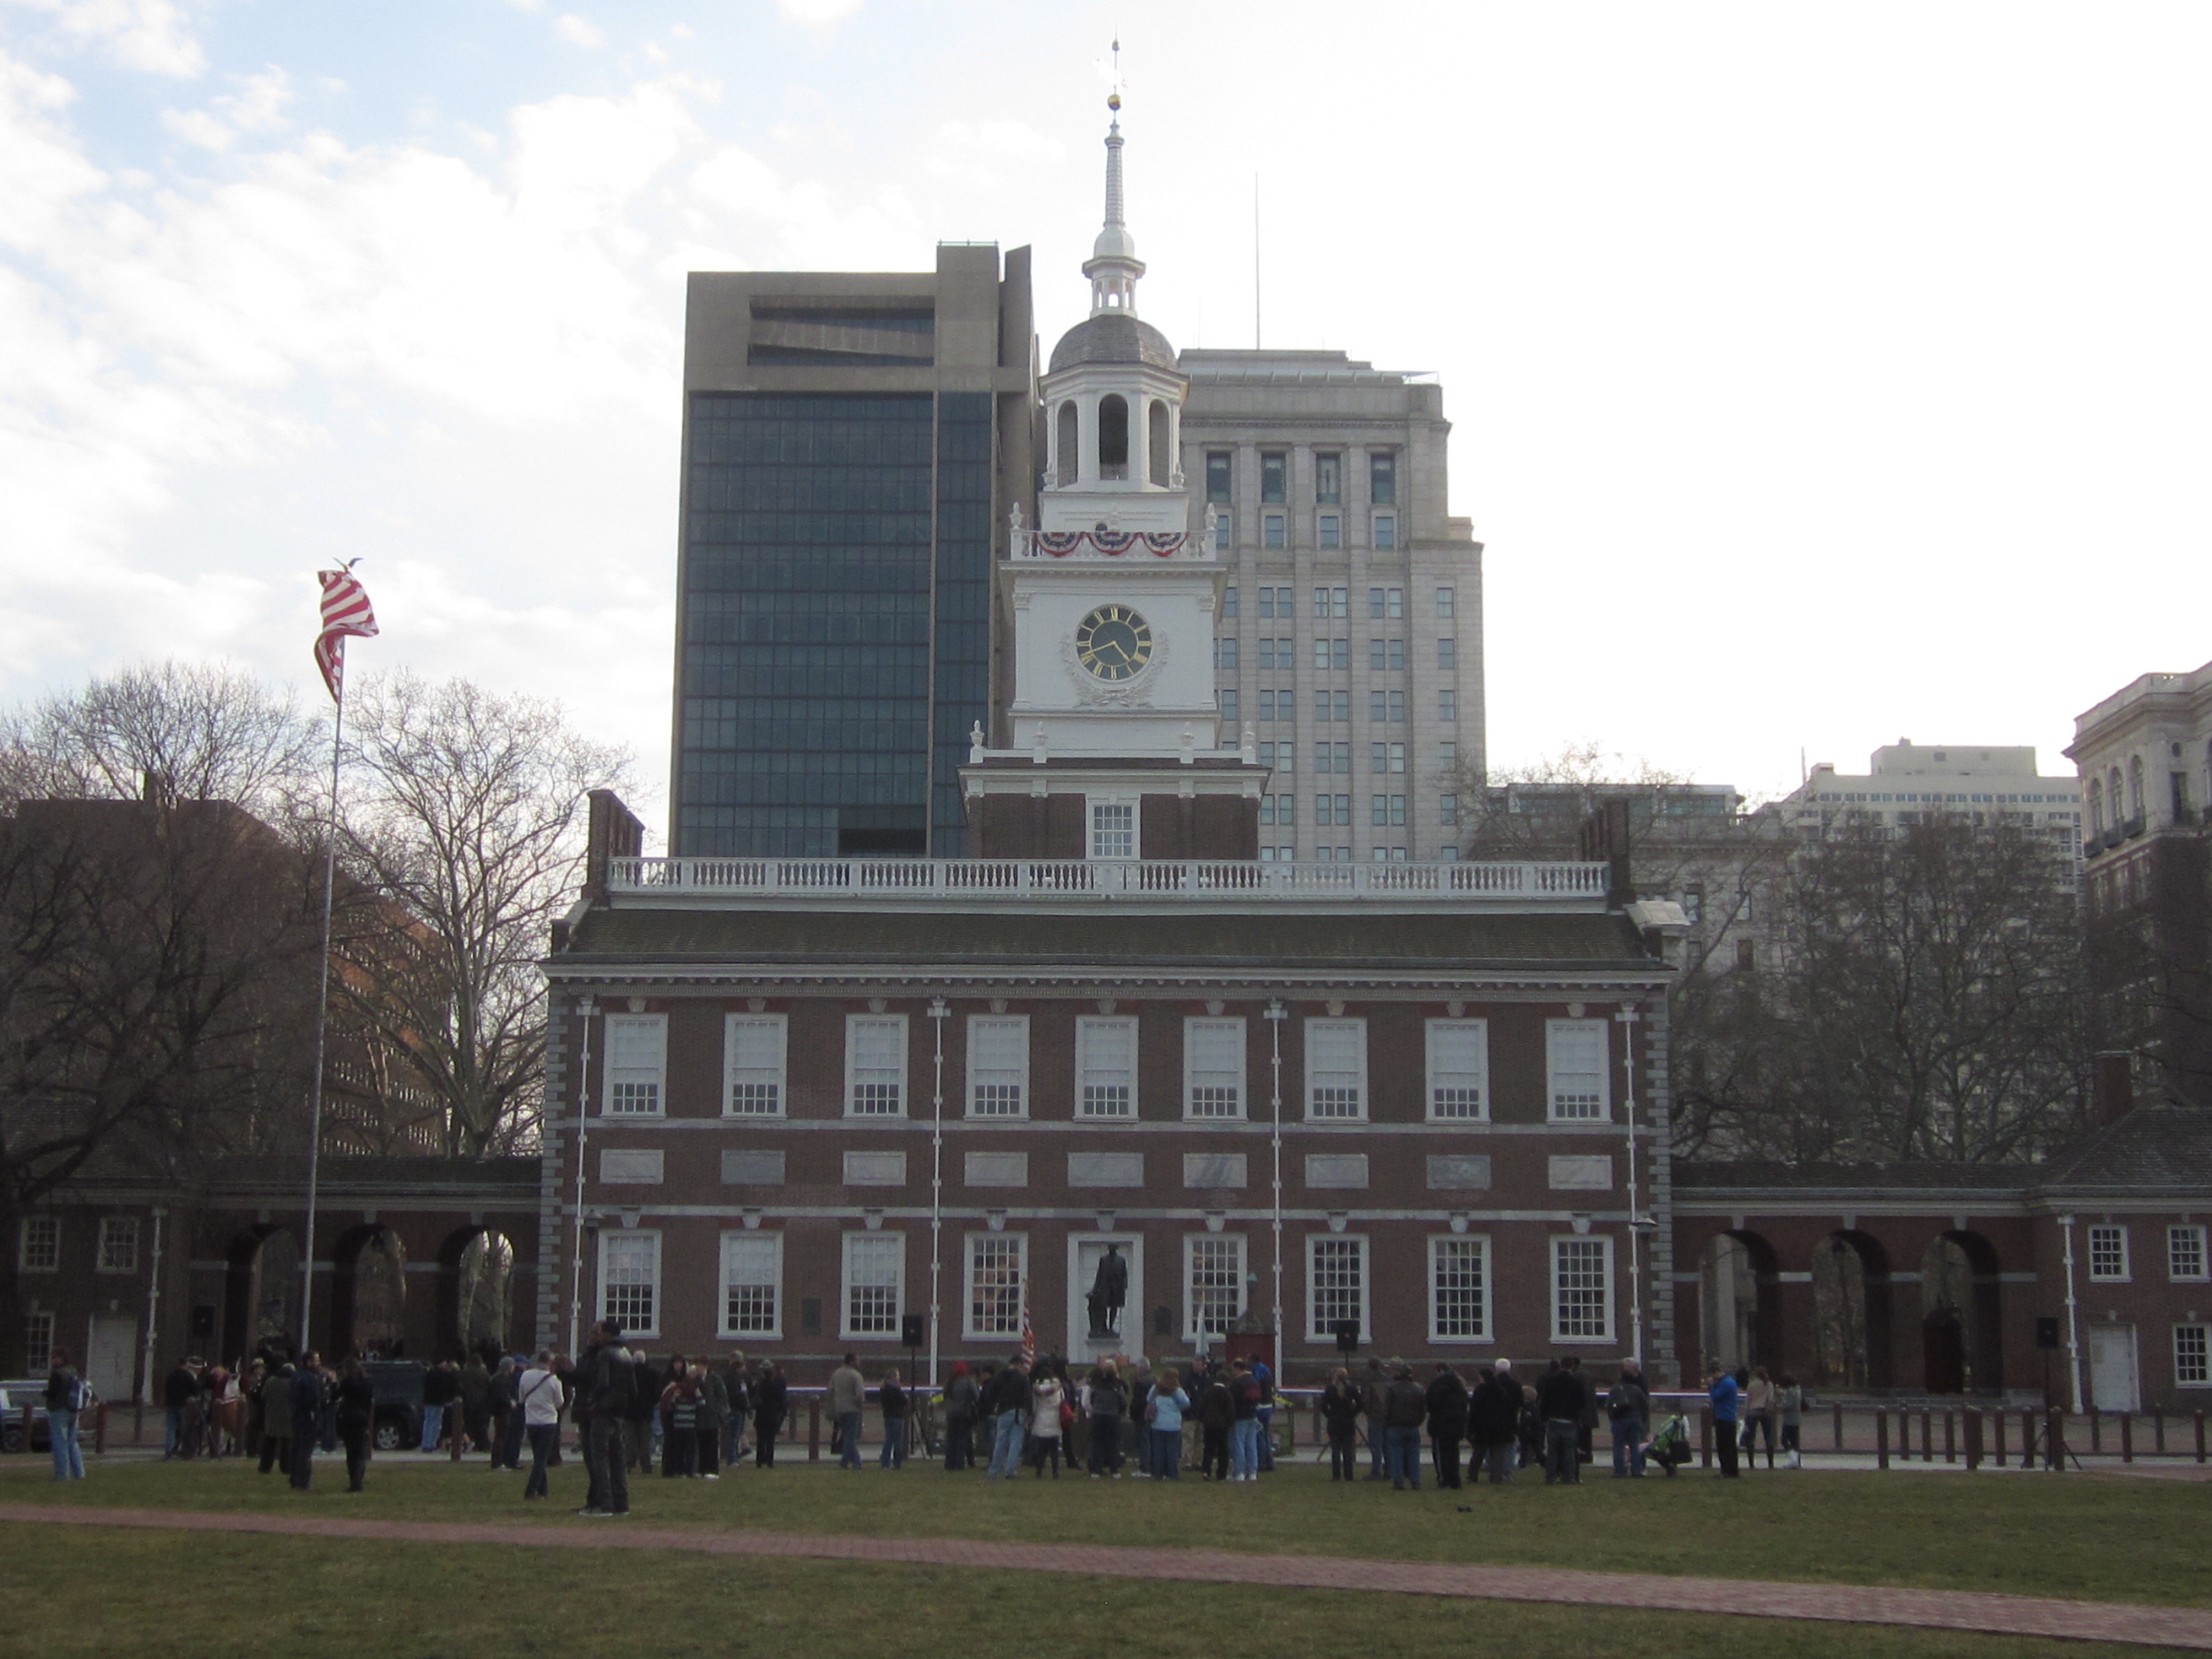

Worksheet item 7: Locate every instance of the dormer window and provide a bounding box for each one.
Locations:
[1098,395,1130,481]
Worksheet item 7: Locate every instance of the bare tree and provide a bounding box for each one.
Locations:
[1676,821,2090,1162]
[0,796,328,1373]
[0,662,322,820]
[336,674,631,1156]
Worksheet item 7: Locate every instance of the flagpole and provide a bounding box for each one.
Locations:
[299,672,344,1357]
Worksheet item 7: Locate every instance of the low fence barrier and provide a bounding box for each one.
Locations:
[20,1390,2208,1472]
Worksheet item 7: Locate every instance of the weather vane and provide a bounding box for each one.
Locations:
[1097,36,1125,113]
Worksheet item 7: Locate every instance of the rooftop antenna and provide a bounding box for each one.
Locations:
[1253,173,1262,349]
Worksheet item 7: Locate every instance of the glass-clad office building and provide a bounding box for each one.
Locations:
[670,247,1032,858]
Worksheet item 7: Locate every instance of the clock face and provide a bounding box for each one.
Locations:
[1074,604,1154,681]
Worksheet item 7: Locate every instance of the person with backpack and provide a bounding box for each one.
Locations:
[983,1354,1030,1480]
[517,1349,566,1500]
[44,1349,88,1481]
[419,1359,457,1453]
[1606,1359,1652,1479]
[1196,1362,1234,1481]
[1080,1359,1127,1478]
[1228,1359,1263,1483]
[1469,1361,1520,1485]
[878,1368,910,1470]
[660,1357,703,1478]
[1383,1363,1428,1490]
[576,1320,635,1515]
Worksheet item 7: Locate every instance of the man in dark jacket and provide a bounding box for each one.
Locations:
[752,1360,788,1467]
[575,1322,634,1515]
[162,1359,200,1459]
[1536,1358,1584,1485]
[1423,1363,1470,1489]
[287,1354,327,1491]
[1469,1361,1519,1484]
[419,1360,458,1452]
[1383,1364,1428,1490]
[1606,1359,1652,1479]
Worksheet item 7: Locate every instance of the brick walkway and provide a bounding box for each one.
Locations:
[1,1501,2202,1650]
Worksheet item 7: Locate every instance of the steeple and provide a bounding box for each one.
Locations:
[1083,48,1145,316]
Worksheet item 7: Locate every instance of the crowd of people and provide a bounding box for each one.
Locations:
[45,1330,1808,1500]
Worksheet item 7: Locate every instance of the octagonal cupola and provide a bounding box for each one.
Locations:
[1041,93,1189,533]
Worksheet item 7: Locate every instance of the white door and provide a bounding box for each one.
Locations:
[1066,1235,1144,1360]
[2088,1324,2138,1412]
[86,1313,137,1405]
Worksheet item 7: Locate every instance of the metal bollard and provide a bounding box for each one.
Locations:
[1994,1407,2006,1467]
[2121,1412,2133,1464]
[1921,1408,1933,1463]
[1964,1409,1981,1471]
[1832,1401,1843,1452]
[1876,1407,1890,1470]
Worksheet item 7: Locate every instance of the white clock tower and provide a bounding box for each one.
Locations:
[963,91,1265,860]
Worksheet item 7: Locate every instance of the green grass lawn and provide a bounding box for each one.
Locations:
[4,1452,2208,1614]
[2,1526,2191,1659]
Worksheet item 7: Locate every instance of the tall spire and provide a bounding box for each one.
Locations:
[1083,40,1145,316]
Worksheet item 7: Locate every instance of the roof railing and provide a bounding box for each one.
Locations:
[604,857,1609,902]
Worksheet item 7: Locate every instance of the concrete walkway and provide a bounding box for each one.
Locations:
[3,1501,2204,1649]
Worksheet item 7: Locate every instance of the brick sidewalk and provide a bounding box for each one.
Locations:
[0,1501,2201,1650]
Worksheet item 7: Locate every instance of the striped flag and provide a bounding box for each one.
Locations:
[1020,1293,1036,1369]
[314,568,379,703]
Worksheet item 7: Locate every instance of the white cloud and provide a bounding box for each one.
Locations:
[554,13,604,48]
[3,0,206,77]
[159,64,293,151]
[776,0,862,26]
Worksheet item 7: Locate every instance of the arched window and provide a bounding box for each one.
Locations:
[2109,768,2124,826]
[1147,399,1171,487]
[1056,401,1078,487]
[2087,778,2103,835]
[1098,395,1129,480]
[2128,756,2145,821]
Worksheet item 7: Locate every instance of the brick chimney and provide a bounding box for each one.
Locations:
[2092,1051,2135,1126]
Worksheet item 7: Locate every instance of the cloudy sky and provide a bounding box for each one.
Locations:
[4,0,2208,837]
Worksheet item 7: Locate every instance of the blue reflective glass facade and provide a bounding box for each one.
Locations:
[675,391,994,858]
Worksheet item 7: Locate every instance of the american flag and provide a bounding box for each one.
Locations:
[1019,1293,1036,1369]
[314,568,379,703]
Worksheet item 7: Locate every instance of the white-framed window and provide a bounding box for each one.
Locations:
[846,1015,907,1117]
[719,1232,782,1338]
[1307,1234,1369,1344]
[17,1216,58,1272]
[1090,800,1137,860]
[1184,1018,1245,1119]
[842,1232,905,1338]
[1076,1016,1138,1118]
[23,1311,54,1376]
[2088,1223,2130,1282]
[96,1216,139,1274]
[1551,1235,1614,1342]
[1305,1018,1367,1120]
[2177,1324,2211,1387]
[1430,1235,1490,1342]
[2168,1225,2208,1282]
[604,1014,668,1116]
[965,1233,1026,1339]
[1425,1019,1489,1121]
[967,1016,1029,1118]
[1547,1019,1609,1121]
[1186,1233,1246,1340]
[723,1014,787,1117]
[599,1230,661,1338]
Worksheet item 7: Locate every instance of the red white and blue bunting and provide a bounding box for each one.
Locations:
[1031,529,1188,557]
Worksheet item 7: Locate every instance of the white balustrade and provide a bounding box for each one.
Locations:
[603,857,1609,903]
